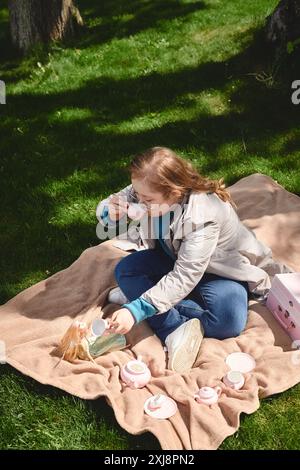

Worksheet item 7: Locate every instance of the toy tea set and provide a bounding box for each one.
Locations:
[193,352,255,407]
[191,272,300,413]
[107,271,299,397]
[119,351,256,419]
[119,355,179,418]
[140,272,299,416]
[59,315,257,419]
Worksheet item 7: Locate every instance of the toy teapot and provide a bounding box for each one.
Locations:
[194,386,222,406]
[120,355,151,389]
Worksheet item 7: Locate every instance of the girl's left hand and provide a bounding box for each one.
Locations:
[109,308,135,335]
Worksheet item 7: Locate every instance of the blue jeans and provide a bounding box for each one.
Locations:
[114,242,250,344]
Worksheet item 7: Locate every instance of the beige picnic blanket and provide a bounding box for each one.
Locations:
[1,173,300,450]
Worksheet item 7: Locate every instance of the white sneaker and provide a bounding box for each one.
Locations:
[108,286,129,304]
[165,318,204,373]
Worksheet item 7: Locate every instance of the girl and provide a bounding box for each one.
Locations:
[96,146,292,373]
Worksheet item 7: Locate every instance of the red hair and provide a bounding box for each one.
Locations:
[126,146,237,208]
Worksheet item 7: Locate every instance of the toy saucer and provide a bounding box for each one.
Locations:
[144,394,178,419]
[225,352,256,373]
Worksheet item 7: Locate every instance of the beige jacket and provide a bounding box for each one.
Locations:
[96,184,294,314]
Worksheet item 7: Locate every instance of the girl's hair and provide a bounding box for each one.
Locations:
[126,146,237,209]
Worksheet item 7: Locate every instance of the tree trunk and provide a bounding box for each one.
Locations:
[8,0,83,54]
[265,0,300,47]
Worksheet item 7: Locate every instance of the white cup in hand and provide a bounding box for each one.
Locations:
[127,203,148,220]
[108,194,129,221]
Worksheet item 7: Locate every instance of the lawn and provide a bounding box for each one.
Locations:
[0,0,299,450]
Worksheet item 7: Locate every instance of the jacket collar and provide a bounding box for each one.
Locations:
[169,191,191,230]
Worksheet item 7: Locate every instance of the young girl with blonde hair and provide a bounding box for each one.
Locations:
[96,146,292,373]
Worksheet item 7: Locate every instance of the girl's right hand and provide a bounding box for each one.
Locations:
[108,194,129,221]
[109,307,135,334]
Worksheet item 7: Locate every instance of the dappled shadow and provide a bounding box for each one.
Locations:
[0,6,11,62]
[0,11,299,307]
[0,0,208,83]
[0,364,160,449]
[1,27,299,173]
[88,396,161,450]
[73,0,208,50]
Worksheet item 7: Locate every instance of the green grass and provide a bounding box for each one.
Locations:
[0,0,299,450]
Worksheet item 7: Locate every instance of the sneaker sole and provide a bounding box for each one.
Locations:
[108,287,129,304]
[169,318,203,373]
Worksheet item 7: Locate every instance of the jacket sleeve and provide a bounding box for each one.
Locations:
[125,219,220,322]
[96,184,134,227]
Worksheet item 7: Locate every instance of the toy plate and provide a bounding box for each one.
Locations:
[225,352,256,373]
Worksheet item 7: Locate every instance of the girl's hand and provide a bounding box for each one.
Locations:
[108,194,129,221]
[109,308,135,335]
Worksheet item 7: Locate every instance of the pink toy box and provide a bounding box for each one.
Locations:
[266,273,300,342]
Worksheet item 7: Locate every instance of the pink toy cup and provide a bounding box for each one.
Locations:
[194,386,222,405]
[147,394,166,411]
[223,370,245,390]
[127,203,148,221]
[88,318,110,345]
[91,318,108,337]
[144,394,178,419]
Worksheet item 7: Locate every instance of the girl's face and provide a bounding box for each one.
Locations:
[131,178,180,216]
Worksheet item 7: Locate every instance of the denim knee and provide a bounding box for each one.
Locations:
[202,281,249,339]
[175,299,204,315]
[223,307,248,338]
[216,294,248,338]
[114,256,129,284]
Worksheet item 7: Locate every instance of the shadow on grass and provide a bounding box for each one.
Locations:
[0,364,160,450]
[0,24,299,305]
[88,398,161,450]
[0,0,208,84]
[74,0,208,50]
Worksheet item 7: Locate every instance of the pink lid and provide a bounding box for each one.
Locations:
[144,395,178,419]
[125,360,147,375]
[199,387,215,398]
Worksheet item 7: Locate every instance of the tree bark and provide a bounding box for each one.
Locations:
[8,0,83,54]
[265,0,300,47]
